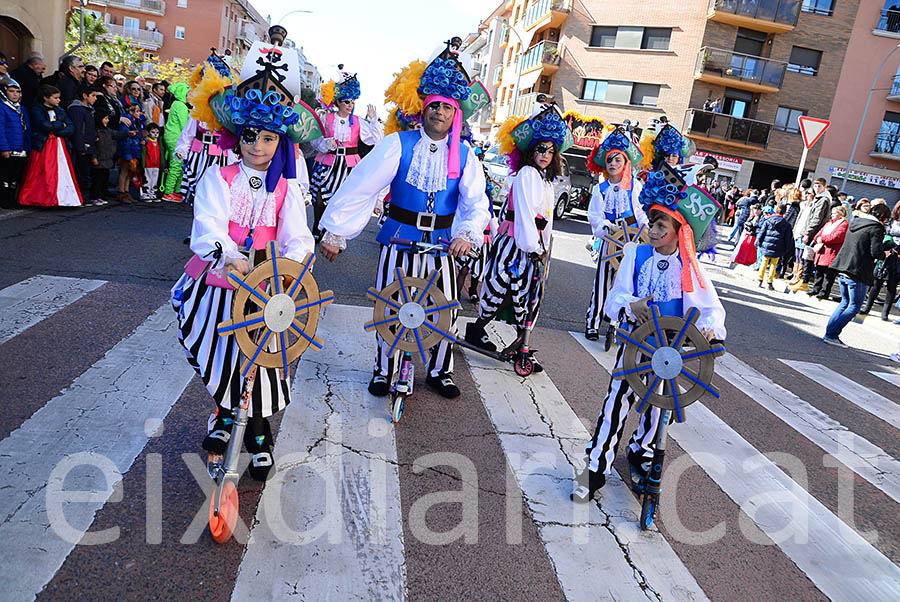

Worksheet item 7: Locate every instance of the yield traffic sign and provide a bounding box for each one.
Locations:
[798,116,831,149]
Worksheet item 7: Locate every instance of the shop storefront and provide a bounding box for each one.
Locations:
[829,167,900,206]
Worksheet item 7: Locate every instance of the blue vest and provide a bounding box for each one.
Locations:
[598,179,635,223]
[633,244,683,319]
[376,130,470,246]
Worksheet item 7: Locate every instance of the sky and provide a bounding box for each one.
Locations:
[249,0,492,116]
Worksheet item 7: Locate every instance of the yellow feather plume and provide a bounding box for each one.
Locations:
[384,108,402,136]
[638,131,657,170]
[384,60,427,117]
[319,80,336,108]
[187,65,232,133]
[496,114,528,156]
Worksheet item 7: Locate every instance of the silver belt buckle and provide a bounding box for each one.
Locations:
[416,212,436,232]
[201,133,216,145]
[334,146,346,156]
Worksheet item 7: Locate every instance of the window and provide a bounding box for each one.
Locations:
[802,0,834,16]
[123,16,140,31]
[589,26,617,48]
[175,26,185,40]
[641,28,671,50]
[582,79,608,102]
[588,26,671,50]
[177,0,187,6]
[774,106,806,133]
[787,46,822,76]
[630,83,661,107]
[145,20,156,30]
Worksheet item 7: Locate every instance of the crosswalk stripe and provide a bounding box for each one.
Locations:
[0,303,195,602]
[780,359,900,431]
[572,333,900,600]
[717,353,900,505]
[232,304,406,602]
[0,275,106,345]
[871,371,900,389]
[462,320,709,602]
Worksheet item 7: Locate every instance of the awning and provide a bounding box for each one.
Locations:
[516,68,542,92]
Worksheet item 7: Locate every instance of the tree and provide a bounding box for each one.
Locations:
[300,86,320,110]
[104,37,142,75]
[138,57,192,85]
[64,9,114,65]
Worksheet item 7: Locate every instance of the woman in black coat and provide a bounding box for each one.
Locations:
[823,203,891,346]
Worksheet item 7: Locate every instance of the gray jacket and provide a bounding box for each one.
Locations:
[801,191,831,240]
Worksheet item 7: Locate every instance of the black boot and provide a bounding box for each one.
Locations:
[571,468,605,503]
[202,408,234,455]
[245,416,274,481]
[368,372,390,396]
[465,322,497,352]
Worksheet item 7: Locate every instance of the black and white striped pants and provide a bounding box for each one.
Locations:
[585,245,615,330]
[180,148,230,204]
[478,235,545,329]
[584,339,661,474]
[373,243,458,378]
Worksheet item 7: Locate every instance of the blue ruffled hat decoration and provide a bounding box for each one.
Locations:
[418,56,472,102]
[227,89,300,135]
[336,74,361,101]
[639,169,689,211]
[531,112,569,148]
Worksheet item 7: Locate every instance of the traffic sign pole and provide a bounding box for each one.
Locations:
[794,145,809,187]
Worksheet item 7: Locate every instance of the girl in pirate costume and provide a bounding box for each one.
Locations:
[310,68,383,237]
[319,39,492,399]
[171,28,324,480]
[464,101,573,361]
[572,164,725,502]
[584,127,647,340]
[638,116,695,172]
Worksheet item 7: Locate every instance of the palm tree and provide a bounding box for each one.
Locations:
[65,9,114,63]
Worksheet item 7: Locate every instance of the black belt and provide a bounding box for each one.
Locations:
[198,133,217,145]
[503,209,547,231]
[329,146,359,156]
[387,205,454,232]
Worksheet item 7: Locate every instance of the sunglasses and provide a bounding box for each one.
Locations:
[534,144,555,156]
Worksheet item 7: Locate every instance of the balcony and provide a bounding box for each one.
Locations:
[493,64,503,85]
[683,108,772,150]
[100,24,163,50]
[707,0,800,34]
[888,76,900,102]
[513,92,538,117]
[104,0,166,16]
[871,133,900,160]
[695,47,786,93]
[519,40,560,76]
[875,8,900,38]
[523,0,571,32]
[499,23,510,48]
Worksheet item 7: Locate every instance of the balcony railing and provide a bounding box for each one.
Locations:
[707,0,800,31]
[514,92,538,116]
[519,40,560,74]
[493,64,503,84]
[101,24,164,48]
[889,76,900,101]
[872,133,900,158]
[523,0,571,30]
[499,23,510,47]
[696,47,786,91]
[683,108,772,149]
[875,8,900,35]
[105,0,166,15]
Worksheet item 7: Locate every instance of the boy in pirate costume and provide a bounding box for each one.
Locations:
[310,67,383,237]
[464,100,574,364]
[319,38,492,399]
[584,126,647,341]
[171,26,324,481]
[572,165,726,502]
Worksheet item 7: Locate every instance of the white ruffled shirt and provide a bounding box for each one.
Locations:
[319,130,490,243]
[189,160,314,265]
[605,245,727,340]
[311,115,384,152]
[587,178,648,238]
[511,166,554,254]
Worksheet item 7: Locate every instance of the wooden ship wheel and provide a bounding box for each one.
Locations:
[364,267,460,363]
[217,241,334,377]
[600,220,650,271]
[612,305,725,422]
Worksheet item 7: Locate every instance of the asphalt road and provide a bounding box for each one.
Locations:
[1,200,899,602]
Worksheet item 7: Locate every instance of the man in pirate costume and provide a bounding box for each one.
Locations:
[464,100,573,363]
[572,163,725,502]
[171,25,325,481]
[584,126,648,340]
[319,38,492,398]
[309,67,383,237]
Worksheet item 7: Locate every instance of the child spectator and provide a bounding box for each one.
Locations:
[141,122,162,202]
[756,202,793,290]
[116,102,143,202]
[91,114,125,205]
[68,84,101,205]
[0,79,30,209]
[19,84,82,207]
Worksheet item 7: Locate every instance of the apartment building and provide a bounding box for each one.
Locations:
[461,3,507,142]
[70,0,269,67]
[481,0,858,189]
[815,0,900,205]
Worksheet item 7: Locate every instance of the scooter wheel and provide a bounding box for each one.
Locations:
[639,495,657,531]
[604,324,615,352]
[392,394,405,423]
[514,357,534,376]
[209,480,239,543]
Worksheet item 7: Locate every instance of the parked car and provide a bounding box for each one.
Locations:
[482,146,572,220]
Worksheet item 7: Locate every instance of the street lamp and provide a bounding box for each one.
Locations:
[840,43,900,192]
[497,17,526,115]
[277,9,313,25]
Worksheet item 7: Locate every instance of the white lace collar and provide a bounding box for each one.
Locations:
[405,130,449,194]
[602,179,629,217]
[228,163,277,229]
[636,249,682,303]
